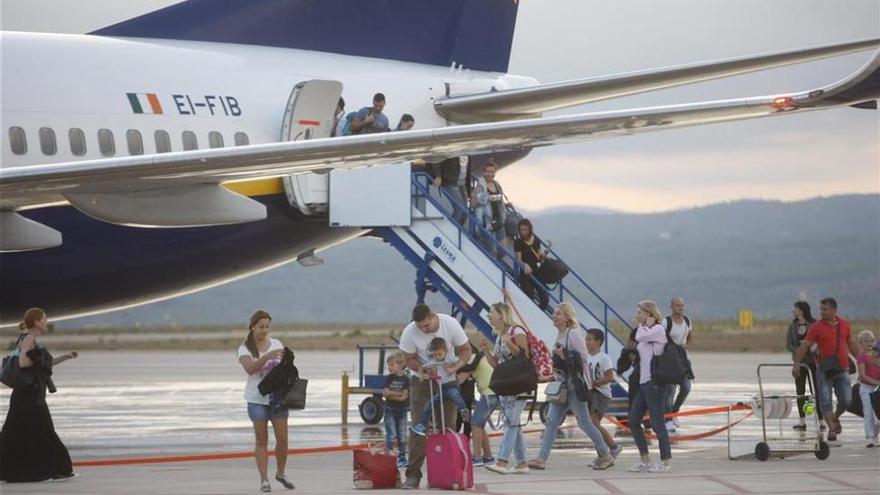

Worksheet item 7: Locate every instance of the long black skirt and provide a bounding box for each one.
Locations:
[0,385,73,482]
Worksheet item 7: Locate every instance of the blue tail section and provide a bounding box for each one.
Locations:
[90,0,519,73]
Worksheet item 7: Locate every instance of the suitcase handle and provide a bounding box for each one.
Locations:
[427,375,446,433]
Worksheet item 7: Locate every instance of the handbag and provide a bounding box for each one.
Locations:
[536,258,569,285]
[503,200,523,238]
[544,381,567,404]
[489,355,537,396]
[353,443,400,489]
[651,342,687,385]
[560,330,589,402]
[282,379,308,410]
[818,323,844,378]
[1,335,31,389]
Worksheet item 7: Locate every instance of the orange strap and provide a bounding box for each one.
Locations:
[607,405,753,442]
[73,444,369,467]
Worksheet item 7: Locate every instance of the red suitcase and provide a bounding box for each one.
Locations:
[425,379,473,490]
[353,443,400,489]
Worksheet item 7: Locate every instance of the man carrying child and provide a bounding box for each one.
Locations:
[409,338,471,436]
[382,353,409,467]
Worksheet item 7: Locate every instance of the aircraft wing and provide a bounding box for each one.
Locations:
[435,38,879,122]
[1,47,877,250]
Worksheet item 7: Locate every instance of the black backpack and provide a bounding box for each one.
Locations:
[664,316,694,379]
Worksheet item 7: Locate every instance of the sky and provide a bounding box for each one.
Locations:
[3,0,878,213]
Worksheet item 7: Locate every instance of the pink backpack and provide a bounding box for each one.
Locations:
[516,325,554,383]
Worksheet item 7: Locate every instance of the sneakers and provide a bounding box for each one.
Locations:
[472,457,485,468]
[275,475,295,490]
[460,409,471,423]
[629,462,651,472]
[51,473,77,482]
[527,459,546,470]
[485,463,510,475]
[482,456,496,466]
[609,443,623,460]
[827,431,837,442]
[397,456,409,468]
[673,417,680,428]
[410,423,426,437]
[260,480,272,493]
[400,478,420,490]
[648,462,671,473]
[511,464,530,475]
[592,456,614,470]
[665,420,676,433]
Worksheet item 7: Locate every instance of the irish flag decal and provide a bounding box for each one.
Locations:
[127,93,163,114]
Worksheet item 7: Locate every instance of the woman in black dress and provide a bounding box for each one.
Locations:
[513,218,549,310]
[1,307,78,483]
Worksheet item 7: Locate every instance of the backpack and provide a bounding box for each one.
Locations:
[518,325,554,383]
[664,315,691,336]
[338,111,357,136]
[664,315,694,379]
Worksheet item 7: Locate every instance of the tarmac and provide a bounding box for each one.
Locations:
[3,426,878,495]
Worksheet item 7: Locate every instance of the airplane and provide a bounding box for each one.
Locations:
[1,0,878,326]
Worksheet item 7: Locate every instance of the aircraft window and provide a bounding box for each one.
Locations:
[98,129,115,157]
[234,132,249,146]
[9,127,27,155]
[208,131,224,149]
[69,128,86,156]
[155,130,171,153]
[126,129,144,155]
[182,131,198,151]
[39,127,57,156]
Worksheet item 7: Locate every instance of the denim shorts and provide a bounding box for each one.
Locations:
[472,395,500,428]
[247,402,289,422]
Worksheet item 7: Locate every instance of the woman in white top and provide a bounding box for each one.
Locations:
[237,310,295,493]
[481,302,531,475]
[628,300,672,473]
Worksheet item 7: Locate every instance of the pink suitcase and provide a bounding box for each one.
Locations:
[425,378,474,490]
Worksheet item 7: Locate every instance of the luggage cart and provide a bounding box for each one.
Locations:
[750,363,829,461]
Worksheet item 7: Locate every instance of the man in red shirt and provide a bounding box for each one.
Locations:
[792,298,860,441]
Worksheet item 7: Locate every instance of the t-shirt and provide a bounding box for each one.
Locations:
[805,318,852,369]
[494,325,526,364]
[667,317,690,347]
[399,314,468,366]
[237,338,284,405]
[587,352,614,398]
[555,327,590,382]
[426,353,459,384]
[857,352,880,383]
[384,373,410,409]
[514,235,543,270]
[353,106,389,134]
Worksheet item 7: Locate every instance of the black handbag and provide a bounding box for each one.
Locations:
[562,346,589,402]
[489,356,537,396]
[536,258,569,285]
[651,342,687,385]
[282,379,308,410]
[1,335,30,389]
[818,323,844,378]
[504,203,523,238]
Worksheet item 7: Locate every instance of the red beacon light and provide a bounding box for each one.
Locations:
[772,96,795,110]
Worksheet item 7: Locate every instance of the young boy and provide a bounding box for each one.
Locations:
[856,331,880,447]
[410,337,470,436]
[382,353,409,467]
[585,329,623,462]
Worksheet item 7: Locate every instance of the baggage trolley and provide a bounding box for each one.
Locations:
[750,363,829,461]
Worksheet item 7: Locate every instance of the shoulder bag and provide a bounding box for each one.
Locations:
[818,323,844,378]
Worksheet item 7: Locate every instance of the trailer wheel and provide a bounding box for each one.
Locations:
[815,440,830,460]
[359,396,384,424]
[755,442,770,461]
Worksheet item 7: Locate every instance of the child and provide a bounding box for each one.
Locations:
[585,329,623,462]
[856,330,880,447]
[382,353,409,467]
[410,337,470,436]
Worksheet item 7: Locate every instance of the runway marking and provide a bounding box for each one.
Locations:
[808,471,866,489]
[594,478,626,494]
[704,474,754,494]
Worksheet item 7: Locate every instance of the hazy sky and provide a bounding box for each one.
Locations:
[3,0,878,212]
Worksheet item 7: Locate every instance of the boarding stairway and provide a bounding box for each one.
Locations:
[376,172,631,360]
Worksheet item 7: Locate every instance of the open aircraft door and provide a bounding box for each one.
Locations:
[280,80,342,215]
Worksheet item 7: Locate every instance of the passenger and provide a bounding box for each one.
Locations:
[628,300,673,473]
[527,304,613,471]
[331,97,345,136]
[430,156,469,225]
[585,328,624,463]
[855,330,880,447]
[396,113,415,131]
[410,338,471,436]
[0,308,77,483]
[350,92,390,134]
[482,302,530,475]
[398,304,471,490]
[467,353,498,467]
[514,218,549,311]
[382,352,409,467]
[237,310,295,492]
[791,297,860,442]
[663,296,693,433]
[470,159,508,251]
[786,301,823,431]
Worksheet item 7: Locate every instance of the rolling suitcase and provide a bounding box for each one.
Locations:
[425,378,473,490]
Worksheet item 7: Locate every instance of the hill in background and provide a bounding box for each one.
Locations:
[58,194,880,328]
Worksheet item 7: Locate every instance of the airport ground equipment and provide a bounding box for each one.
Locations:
[728,363,828,461]
[341,344,402,425]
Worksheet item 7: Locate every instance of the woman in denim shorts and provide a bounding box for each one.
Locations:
[237,310,295,493]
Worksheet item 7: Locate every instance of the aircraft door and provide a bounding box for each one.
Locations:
[281,80,343,215]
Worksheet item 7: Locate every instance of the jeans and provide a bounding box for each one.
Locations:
[384,406,407,456]
[472,395,500,429]
[496,395,527,464]
[859,383,879,439]
[665,378,692,415]
[538,384,609,460]
[629,381,671,461]
[406,377,459,482]
[816,370,851,417]
[415,382,468,429]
